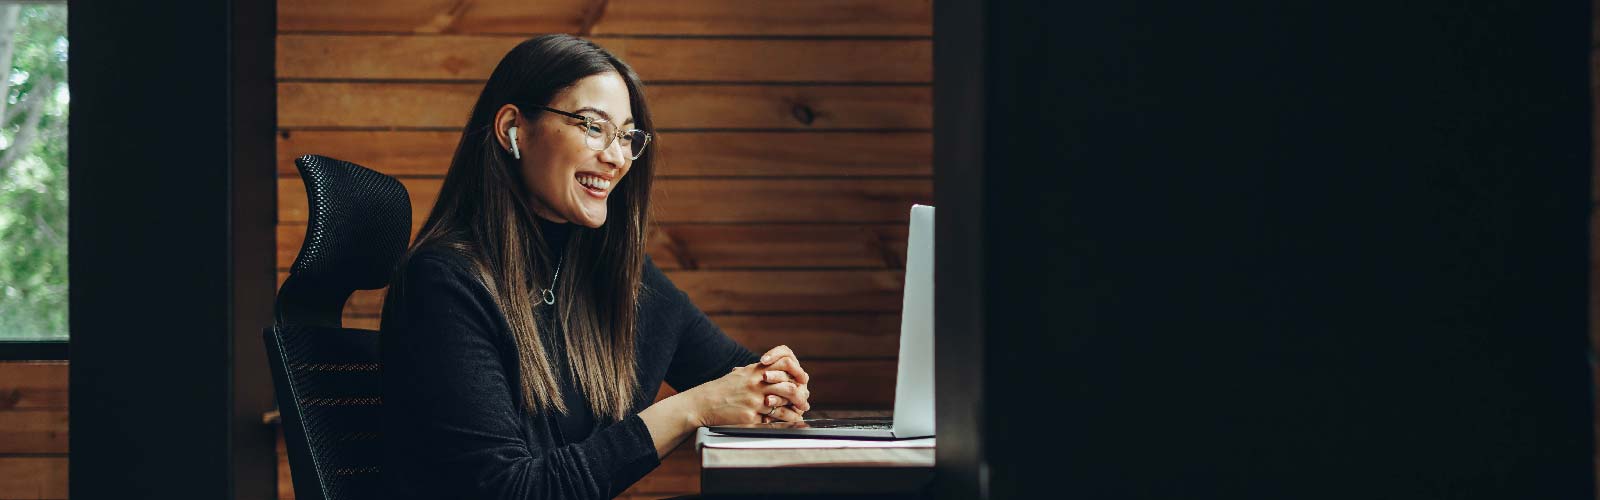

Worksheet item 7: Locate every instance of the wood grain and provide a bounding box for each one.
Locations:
[280,35,932,83]
[0,457,67,499]
[277,0,932,36]
[338,316,382,331]
[278,177,931,226]
[278,82,478,129]
[0,410,67,454]
[666,270,906,314]
[0,362,67,410]
[652,132,931,177]
[648,224,909,270]
[278,82,933,130]
[650,179,930,223]
[277,130,931,177]
[277,427,293,500]
[714,314,902,360]
[277,130,460,177]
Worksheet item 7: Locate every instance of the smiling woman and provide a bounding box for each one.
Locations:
[0,3,68,345]
[378,34,813,500]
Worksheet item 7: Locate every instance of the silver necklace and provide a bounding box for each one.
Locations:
[538,255,563,305]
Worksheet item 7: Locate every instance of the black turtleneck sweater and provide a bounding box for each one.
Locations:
[380,217,760,499]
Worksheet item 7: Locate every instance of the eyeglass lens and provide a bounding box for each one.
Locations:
[581,120,650,159]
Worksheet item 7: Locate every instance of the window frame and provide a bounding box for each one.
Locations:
[0,340,67,360]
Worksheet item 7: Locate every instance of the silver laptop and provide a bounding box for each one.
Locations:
[707,204,935,440]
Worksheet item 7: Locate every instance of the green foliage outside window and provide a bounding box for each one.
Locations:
[0,5,68,340]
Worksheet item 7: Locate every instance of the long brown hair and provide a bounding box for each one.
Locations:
[387,35,655,422]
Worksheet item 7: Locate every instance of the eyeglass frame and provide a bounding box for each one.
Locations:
[532,105,652,160]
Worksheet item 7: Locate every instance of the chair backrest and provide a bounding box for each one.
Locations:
[264,154,410,500]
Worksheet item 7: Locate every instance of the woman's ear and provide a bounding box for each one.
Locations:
[493,104,521,156]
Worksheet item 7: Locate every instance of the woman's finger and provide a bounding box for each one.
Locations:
[767,404,806,423]
[765,356,810,385]
[764,394,791,408]
[761,381,810,411]
[759,345,795,365]
[763,370,792,384]
[786,384,811,411]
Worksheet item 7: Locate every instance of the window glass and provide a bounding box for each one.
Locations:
[0,4,68,341]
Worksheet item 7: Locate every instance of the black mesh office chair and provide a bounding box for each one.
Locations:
[265,154,410,500]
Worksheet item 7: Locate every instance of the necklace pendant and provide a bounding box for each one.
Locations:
[540,288,556,305]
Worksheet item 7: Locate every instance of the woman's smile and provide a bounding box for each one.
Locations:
[575,172,611,199]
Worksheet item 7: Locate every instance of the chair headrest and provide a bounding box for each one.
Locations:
[277,154,411,327]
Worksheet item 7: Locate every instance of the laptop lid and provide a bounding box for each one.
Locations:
[890,205,935,438]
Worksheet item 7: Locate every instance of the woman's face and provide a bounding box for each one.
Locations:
[502,72,635,228]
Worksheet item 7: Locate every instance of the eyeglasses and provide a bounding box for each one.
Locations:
[535,106,651,160]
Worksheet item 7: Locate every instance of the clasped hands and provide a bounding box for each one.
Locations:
[752,345,811,423]
[686,344,813,427]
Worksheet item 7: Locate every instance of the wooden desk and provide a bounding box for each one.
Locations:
[695,411,934,499]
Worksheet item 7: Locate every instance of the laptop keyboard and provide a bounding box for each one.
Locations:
[813,423,893,430]
[802,419,893,430]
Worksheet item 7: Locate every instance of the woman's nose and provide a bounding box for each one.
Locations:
[598,137,627,168]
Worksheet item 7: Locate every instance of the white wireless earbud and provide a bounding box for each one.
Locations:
[508,126,521,159]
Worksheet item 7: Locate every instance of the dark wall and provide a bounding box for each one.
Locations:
[937,1,1592,498]
[69,0,276,498]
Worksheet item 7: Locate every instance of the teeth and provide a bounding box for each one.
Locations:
[577,174,610,190]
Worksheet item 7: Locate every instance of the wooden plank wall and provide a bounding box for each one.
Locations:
[273,1,933,498]
[0,362,69,500]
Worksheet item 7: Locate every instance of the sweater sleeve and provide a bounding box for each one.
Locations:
[382,251,660,500]
[644,256,762,392]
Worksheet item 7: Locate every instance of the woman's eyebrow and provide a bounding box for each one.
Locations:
[575,106,634,126]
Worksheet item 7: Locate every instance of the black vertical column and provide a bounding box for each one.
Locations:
[229,0,280,498]
[69,0,276,498]
[932,0,989,497]
[935,1,1592,498]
